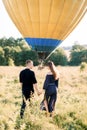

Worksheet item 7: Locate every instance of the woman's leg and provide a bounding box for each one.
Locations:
[44,99,49,112]
[44,93,50,116]
[48,93,57,114]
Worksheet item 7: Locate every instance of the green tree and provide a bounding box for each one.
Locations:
[71,44,85,52]
[80,49,87,63]
[69,44,87,65]
[15,50,39,66]
[46,48,68,66]
[69,50,81,65]
[0,47,5,65]
[0,37,7,47]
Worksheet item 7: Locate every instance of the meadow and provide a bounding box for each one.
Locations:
[0,66,87,130]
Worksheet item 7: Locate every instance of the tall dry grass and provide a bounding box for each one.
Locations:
[0,66,87,130]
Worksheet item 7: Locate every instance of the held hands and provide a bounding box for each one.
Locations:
[37,90,43,96]
[33,84,42,96]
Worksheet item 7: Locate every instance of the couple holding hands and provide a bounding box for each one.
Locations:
[19,60,59,118]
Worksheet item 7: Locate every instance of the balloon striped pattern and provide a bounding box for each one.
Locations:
[3,0,87,53]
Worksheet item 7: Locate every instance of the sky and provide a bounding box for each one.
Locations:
[0,0,87,47]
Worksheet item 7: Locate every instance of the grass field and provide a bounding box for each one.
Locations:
[0,66,87,130]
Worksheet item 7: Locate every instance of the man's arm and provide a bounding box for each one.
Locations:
[33,83,42,96]
[20,82,23,86]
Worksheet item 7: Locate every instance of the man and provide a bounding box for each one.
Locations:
[19,60,40,118]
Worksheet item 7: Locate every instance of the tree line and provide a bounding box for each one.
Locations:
[0,37,87,66]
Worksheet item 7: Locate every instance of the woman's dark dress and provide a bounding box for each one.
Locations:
[43,74,59,112]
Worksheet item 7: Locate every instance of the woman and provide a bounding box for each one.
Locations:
[43,61,59,117]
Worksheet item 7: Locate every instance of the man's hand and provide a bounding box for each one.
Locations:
[33,83,42,96]
[37,90,42,96]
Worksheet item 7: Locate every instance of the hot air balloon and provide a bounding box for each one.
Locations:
[2,0,87,59]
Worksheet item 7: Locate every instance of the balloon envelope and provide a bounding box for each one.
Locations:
[2,0,87,58]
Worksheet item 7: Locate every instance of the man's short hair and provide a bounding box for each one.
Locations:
[26,60,33,64]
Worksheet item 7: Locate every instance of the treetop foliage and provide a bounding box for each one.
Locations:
[0,37,87,66]
[69,44,87,65]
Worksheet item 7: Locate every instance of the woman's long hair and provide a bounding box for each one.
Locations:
[47,61,59,80]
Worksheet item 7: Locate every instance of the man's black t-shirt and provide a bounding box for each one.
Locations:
[19,68,37,93]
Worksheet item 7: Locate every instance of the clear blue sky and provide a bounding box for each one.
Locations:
[0,0,87,47]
